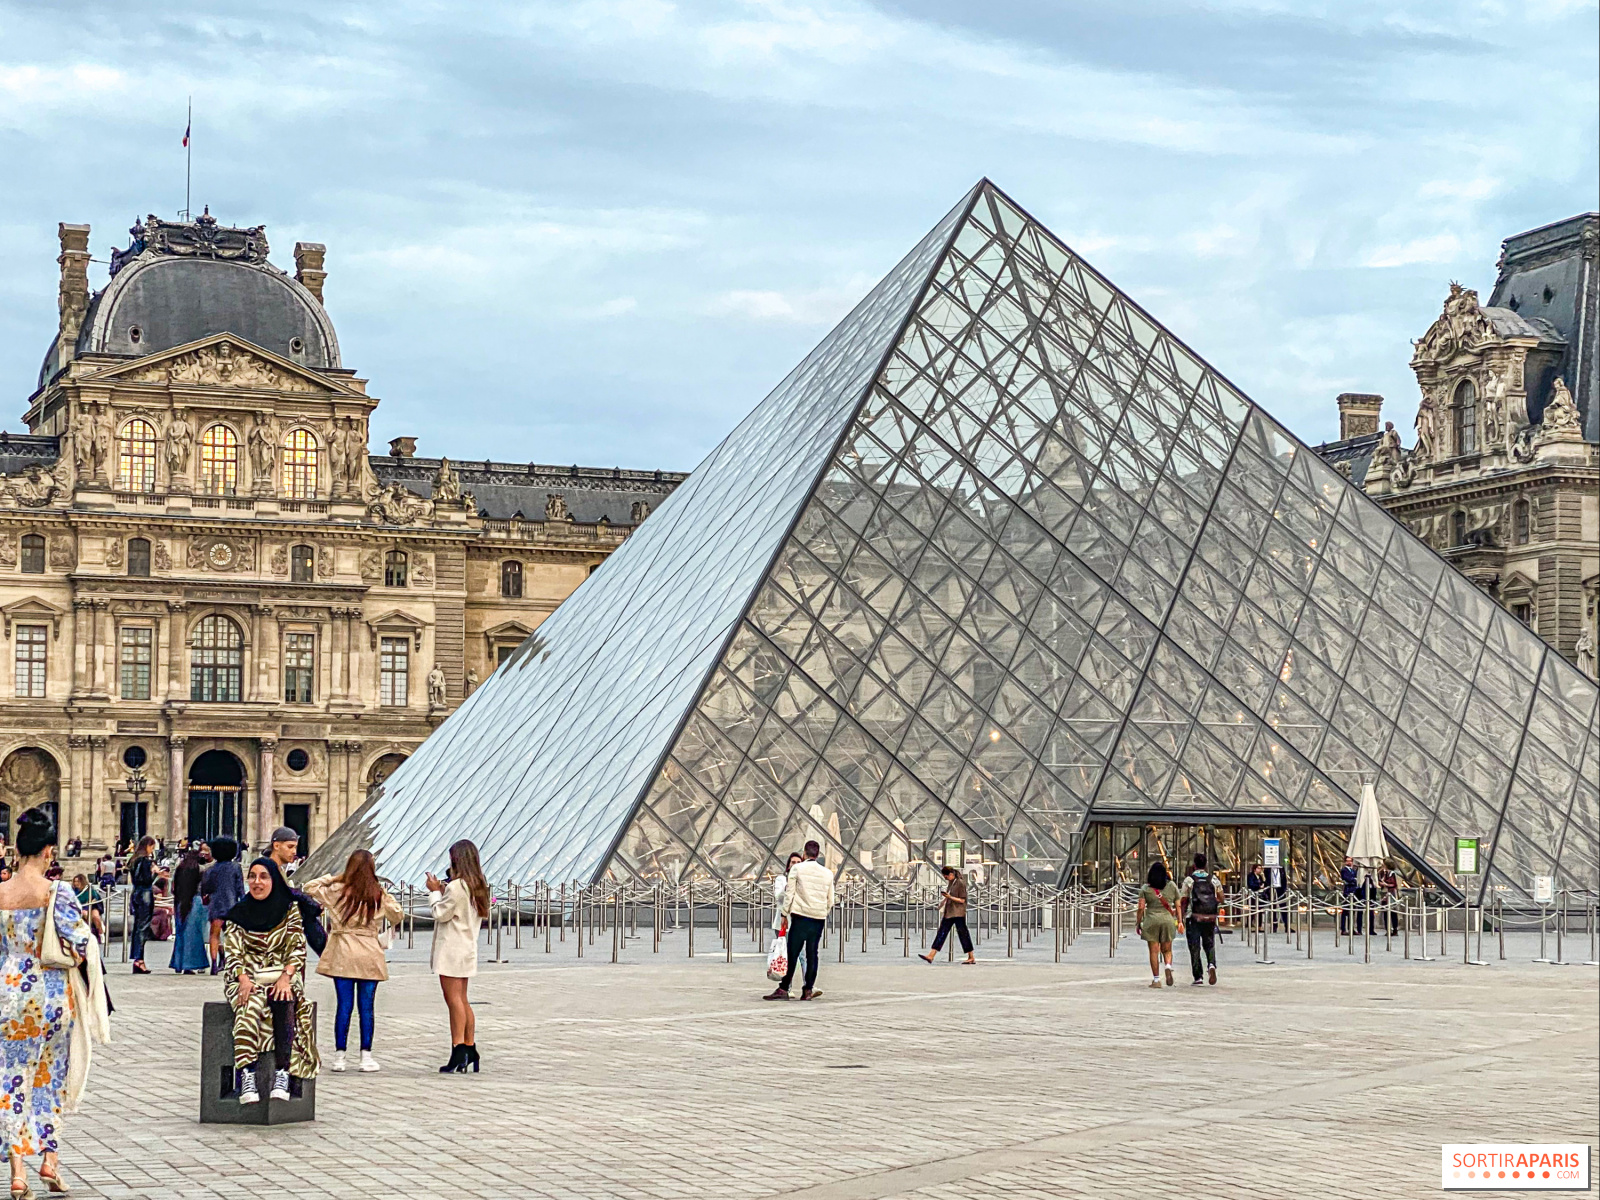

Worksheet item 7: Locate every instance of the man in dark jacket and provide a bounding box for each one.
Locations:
[1339,856,1363,934]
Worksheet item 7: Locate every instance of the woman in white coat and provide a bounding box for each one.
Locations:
[771,852,801,934]
[424,839,490,1074]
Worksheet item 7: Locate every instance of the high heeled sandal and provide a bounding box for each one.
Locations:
[10,1177,33,1199]
[37,1166,67,1195]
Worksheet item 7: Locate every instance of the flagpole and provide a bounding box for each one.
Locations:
[184,97,192,220]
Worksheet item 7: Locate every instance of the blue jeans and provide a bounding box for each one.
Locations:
[332,977,379,1051]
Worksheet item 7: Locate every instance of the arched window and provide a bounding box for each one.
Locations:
[199,425,239,496]
[1512,498,1530,545]
[20,535,44,575]
[281,429,319,499]
[385,550,408,588]
[1453,379,1478,456]
[290,544,314,583]
[127,538,151,577]
[190,614,244,703]
[118,419,158,492]
[500,560,523,598]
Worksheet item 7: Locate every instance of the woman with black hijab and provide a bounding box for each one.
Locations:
[221,859,319,1105]
[167,852,209,974]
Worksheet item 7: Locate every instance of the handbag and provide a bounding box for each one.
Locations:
[765,937,789,982]
[40,883,82,970]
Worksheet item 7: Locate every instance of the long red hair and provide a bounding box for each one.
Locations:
[337,849,386,925]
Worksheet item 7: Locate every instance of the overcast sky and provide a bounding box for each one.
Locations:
[1,0,1595,471]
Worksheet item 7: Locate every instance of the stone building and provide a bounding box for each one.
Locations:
[1314,213,1599,680]
[0,212,683,854]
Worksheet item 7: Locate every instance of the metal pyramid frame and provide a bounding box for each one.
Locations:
[310,181,1599,904]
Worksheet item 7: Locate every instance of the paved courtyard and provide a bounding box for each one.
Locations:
[60,924,1599,1200]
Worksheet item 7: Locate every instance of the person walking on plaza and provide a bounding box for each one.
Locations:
[302,850,404,1073]
[426,839,490,1073]
[222,859,319,1104]
[1267,861,1290,933]
[168,851,211,974]
[1137,861,1180,988]
[127,836,157,974]
[764,840,835,1001]
[919,864,975,965]
[0,808,104,1198]
[201,839,246,975]
[1179,853,1221,986]
[771,852,801,936]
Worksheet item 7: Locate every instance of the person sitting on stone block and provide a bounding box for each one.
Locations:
[222,859,319,1104]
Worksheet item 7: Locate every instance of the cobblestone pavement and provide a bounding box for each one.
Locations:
[55,923,1598,1200]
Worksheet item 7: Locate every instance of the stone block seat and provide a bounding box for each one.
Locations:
[199,1000,316,1125]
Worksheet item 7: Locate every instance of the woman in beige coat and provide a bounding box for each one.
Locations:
[300,850,403,1073]
[424,839,490,1074]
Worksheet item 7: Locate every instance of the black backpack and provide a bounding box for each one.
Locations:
[293,891,327,956]
[1188,873,1219,920]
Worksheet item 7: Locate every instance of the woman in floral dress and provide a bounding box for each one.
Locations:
[0,809,91,1197]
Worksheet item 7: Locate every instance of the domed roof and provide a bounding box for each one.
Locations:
[40,212,340,388]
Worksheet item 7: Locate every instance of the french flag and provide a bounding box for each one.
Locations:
[182,121,190,148]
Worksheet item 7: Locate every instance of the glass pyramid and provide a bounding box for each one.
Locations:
[310,181,1599,904]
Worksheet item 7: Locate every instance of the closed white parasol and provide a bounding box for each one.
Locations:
[1348,780,1389,883]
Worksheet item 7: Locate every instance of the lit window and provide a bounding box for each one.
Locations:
[199,425,239,496]
[385,550,408,588]
[379,637,409,706]
[284,632,314,703]
[127,538,151,577]
[282,429,320,499]
[501,560,523,598]
[14,625,47,698]
[20,534,45,574]
[291,544,314,583]
[1453,379,1477,456]
[120,626,152,700]
[118,419,158,492]
[190,614,243,703]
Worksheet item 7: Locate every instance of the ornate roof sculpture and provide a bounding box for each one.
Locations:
[307,181,1599,904]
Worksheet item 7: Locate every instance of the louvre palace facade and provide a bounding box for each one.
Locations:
[0,213,682,857]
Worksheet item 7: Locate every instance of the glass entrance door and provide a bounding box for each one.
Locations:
[188,786,244,843]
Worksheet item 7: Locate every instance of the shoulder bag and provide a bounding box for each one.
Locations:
[40,882,82,970]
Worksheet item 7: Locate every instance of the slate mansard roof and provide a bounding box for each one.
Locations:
[371,455,686,524]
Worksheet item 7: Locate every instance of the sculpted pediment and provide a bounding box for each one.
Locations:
[1412,283,1496,367]
[87,334,359,396]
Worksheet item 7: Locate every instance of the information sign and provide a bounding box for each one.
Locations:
[1533,875,1554,905]
[1261,837,1281,869]
[1454,837,1479,876]
[942,840,964,870]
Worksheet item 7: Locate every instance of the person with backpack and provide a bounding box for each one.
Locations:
[268,827,327,960]
[1179,852,1221,986]
[1136,862,1180,988]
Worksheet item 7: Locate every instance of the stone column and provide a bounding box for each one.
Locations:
[344,610,360,700]
[91,598,112,698]
[257,739,277,853]
[87,736,107,844]
[328,609,347,702]
[344,741,362,828]
[167,737,187,843]
[167,600,188,699]
[66,735,88,848]
[70,600,92,698]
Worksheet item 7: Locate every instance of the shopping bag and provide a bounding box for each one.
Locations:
[766,937,788,982]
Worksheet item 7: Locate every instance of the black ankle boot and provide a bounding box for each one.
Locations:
[438,1044,467,1073]
[464,1044,480,1073]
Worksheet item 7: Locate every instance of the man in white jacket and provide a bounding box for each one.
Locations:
[764,841,835,1001]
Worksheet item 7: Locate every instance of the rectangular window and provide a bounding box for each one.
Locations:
[13,625,46,698]
[290,545,314,583]
[284,632,315,703]
[1511,602,1533,626]
[379,636,409,706]
[119,626,152,700]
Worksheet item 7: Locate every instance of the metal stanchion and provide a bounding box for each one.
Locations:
[513,882,521,950]
[1363,892,1370,964]
[1497,894,1505,961]
[1534,899,1553,964]
[120,887,129,963]
[1414,889,1434,961]
[1585,899,1599,968]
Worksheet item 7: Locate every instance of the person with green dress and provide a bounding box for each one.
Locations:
[1137,861,1180,988]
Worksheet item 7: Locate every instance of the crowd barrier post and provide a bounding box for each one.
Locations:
[120,887,129,963]
[1534,899,1552,964]
[1414,889,1434,961]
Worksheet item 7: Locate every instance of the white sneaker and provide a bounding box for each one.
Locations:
[238,1072,260,1105]
[330,1051,347,1073]
[359,1051,380,1073]
[270,1069,291,1101]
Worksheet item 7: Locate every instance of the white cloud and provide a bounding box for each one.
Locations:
[1363,234,1462,268]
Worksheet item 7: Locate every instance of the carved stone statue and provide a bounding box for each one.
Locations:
[1578,626,1598,681]
[165,409,194,476]
[11,464,62,508]
[343,421,369,493]
[1480,368,1510,454]
[465,668,479,697]
[1368,421,1403,481]
[630,499,651,523]
[248,414,276,485]
[367,482,434,526]
[105,539,124,569]
[544,493,569,522]
[327,418,349,495]
[427,664,447,707]
[359,548,382,581]
[152,540,172,571]
[434,457,462,504]
[271,545,289,575]
[1511,425,1536,463]
[1412,389,1437,464]
[1541,377,1581,437]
